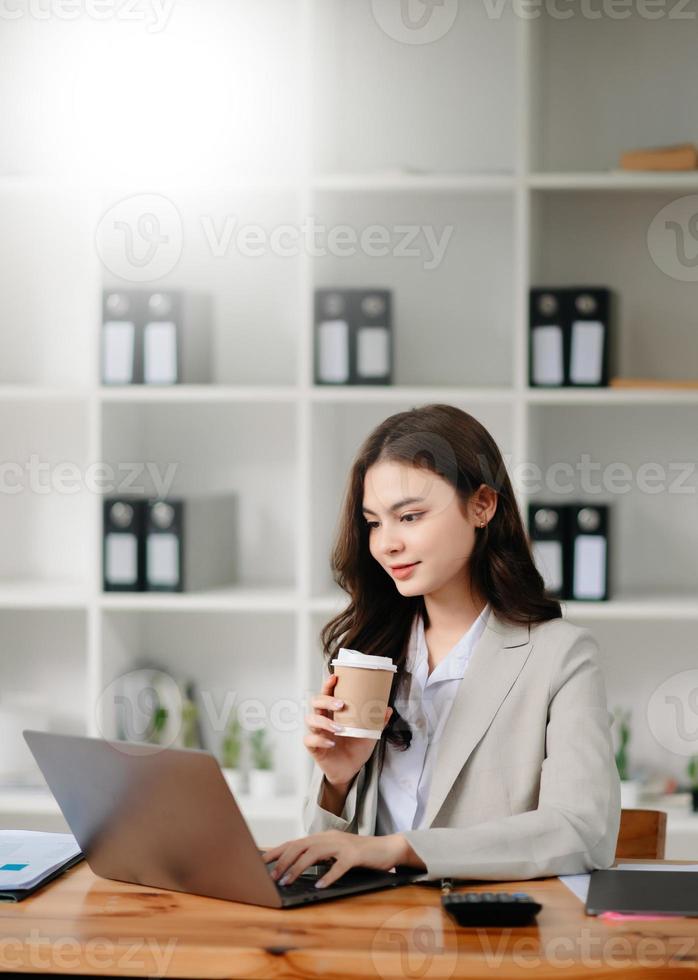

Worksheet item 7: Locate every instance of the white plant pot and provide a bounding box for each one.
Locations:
[249,768,276,799]
[222,767,246,798]
[620,779,642,808]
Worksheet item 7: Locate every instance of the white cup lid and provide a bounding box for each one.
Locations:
[330,648,397,672]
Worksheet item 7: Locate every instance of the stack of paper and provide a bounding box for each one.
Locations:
[0,830,83,902]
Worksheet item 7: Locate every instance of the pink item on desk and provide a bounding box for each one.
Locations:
[600,911,682,922]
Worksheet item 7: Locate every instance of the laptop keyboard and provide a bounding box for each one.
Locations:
[278,875,324,895]
[266,861,332,894]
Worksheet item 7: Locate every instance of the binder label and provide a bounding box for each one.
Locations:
[357,326,389,378]
[105,533,138,585]
[103,321,135,384]
[318,319,349,383]
[570,320,604,384]
[143,321,178,384]
[574,535,607,600]
[532,325,564,385]
[147,533,180,587]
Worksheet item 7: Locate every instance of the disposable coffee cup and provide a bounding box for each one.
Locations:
[329,648,397,739]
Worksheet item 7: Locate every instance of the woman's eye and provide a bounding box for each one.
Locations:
[365,513,421,529]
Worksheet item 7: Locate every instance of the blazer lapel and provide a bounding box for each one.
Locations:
[420,609,534,828]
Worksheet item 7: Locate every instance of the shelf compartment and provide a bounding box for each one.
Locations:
[98,186,303,387]
[0,610,87,792]
[583,618,698,785]
[0,186,99,385]
[312,0,517,175]
[530,190,698,382]
[0,401,92,587]
[312,190,515,387]
[527,403,698,600]
[100,610,299,797]
[101,400,298,591]
[529,8,698,173]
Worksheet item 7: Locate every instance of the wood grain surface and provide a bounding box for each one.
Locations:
[0,859,697,978]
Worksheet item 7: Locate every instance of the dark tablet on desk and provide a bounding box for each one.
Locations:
[586,870,698,917]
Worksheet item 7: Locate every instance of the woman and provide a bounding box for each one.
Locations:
[263,404,620,889]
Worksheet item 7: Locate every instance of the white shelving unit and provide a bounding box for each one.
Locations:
[1,1,698,849]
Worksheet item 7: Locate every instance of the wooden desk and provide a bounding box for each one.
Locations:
[1,860,697,978]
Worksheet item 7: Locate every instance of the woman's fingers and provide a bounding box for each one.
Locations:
[306,713,343,735]
[304,711,342,752]
[303,733,336,751]
[315,858,349,890]
[311,692,344,714]
[277,847,335,886]
[269,842,314,883]
[263,832,354,888]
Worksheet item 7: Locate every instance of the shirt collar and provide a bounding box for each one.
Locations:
[407,603,491,682]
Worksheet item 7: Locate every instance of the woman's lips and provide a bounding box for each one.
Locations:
[390,562,420,580]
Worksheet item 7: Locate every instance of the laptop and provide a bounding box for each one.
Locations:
[586,869,698,917]
[23,730,425,908]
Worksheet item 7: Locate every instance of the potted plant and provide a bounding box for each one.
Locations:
[249,727,275,799]
[146,704,168,745]
[688,756,698,813]
[614,707,642,807]
[179,680,203,750]
[220,716,246,797]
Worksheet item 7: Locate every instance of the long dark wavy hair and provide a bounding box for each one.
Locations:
[320,403,561,752]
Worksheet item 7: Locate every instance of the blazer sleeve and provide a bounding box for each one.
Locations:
[302,759,368,835]
[400,629,622,881]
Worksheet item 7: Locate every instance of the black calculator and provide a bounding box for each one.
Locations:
[442,890,542,927]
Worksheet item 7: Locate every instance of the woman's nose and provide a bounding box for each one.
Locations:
[379,526,404,555]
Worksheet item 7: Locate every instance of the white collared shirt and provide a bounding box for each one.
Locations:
[375,603,491,836]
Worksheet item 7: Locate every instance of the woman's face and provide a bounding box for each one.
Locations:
[362,460,482,598]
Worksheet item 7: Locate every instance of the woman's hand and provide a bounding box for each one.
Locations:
[304,673,393,788]
[262,830,410,889]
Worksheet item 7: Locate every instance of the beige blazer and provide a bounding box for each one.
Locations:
[302,609,621,882]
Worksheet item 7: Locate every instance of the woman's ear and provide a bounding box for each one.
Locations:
[473,484,498,524]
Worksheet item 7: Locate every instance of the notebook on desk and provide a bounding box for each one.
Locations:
[0,830,84,902]
[23,730,425,909]
[586,869,698,917]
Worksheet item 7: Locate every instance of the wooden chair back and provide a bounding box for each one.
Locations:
[615,808,667,860]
